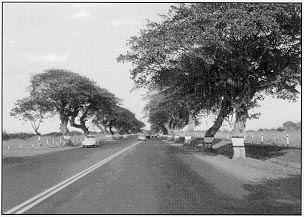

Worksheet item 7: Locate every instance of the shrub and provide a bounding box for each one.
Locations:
[2,131,10,140]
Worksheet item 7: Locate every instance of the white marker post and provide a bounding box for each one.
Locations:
[38,136,42,147]
[261,133,264,144]
[286,134,289,147]
[31,144,34,148]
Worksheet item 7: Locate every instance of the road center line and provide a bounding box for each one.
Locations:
[4,141,142,214]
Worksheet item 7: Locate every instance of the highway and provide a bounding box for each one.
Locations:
[2,137,301,214]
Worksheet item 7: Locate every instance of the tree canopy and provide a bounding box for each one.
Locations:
[12,69,141,136]
[118,3,301,136]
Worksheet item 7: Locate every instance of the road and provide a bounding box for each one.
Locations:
[2,138,301,214]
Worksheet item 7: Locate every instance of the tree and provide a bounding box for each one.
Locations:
[69,85,119,135]
[92,105,145,134]
[28,69,120,136]
[10,97,51,135]
[118,3,301,137]
[143,90,196,134]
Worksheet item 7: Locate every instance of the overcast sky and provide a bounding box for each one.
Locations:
[3,3,301,134]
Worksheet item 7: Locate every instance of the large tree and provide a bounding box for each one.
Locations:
[118,3,301,137]
[28,69,119,135]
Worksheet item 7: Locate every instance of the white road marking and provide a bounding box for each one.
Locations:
[4,141,142,214]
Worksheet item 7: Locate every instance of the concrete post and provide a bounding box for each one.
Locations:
[232,136,245,159]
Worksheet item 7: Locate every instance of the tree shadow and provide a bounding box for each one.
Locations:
[213,140,295,160]
[171,138,297,161]
[241,175,301,214]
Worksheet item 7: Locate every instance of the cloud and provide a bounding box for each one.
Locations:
[71,9,91,23]
[24,53,69,62]
[110,19,142,27]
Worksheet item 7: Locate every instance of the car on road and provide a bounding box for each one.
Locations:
[82,135,99,147]
[137,133,147,141]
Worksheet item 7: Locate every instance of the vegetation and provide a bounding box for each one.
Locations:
[11,69,144,137]
[92,104,145,135]
[118,3,301,138]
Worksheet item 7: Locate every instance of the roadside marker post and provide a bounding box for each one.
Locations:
[38,136,42,147]
[286,134,289,147]
[31,144,34,148]
[261,133,264,144]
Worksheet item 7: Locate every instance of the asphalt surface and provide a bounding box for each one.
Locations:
[2,138,301,214]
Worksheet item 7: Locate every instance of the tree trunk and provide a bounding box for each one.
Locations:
[34,129,41,136]
[205,98,232,137]
[104,126,110,134]
[70,117,89,135]
[187,112,195,132]
[59,118,70,136]
[232,105,248,136]
[109,122,114,135]
[160,125,168,135]
[95,123,106,133]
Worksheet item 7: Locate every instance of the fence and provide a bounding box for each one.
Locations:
[3,135,85,150]
[174,130,301,148]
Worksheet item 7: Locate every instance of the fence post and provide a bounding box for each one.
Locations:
[286,134,289,147]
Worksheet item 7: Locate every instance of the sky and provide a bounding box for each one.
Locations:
[2,2,302,134]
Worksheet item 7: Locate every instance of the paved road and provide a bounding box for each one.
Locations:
[2,138,301,214]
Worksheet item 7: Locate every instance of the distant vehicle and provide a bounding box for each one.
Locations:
[82,135,99,148]
[137,133,147,141]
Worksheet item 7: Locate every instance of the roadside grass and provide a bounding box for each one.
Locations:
[215,130,301,148]
[2,134,137,158]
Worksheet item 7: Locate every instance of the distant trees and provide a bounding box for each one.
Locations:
[11,69,144,136]
[92,105,145,135]
[118,3,301,137]
[283,121,301,131]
